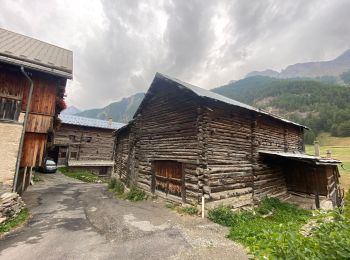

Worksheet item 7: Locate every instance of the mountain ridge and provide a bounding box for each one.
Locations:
[246,49,350,80]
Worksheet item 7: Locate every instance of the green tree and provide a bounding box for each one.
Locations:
[337,120,350,136]
[340,71,350,84]
[304,130,316,144]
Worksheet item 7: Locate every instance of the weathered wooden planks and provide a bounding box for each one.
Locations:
[113,78,338,208]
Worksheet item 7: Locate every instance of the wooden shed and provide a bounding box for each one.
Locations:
[114,73,342,209]
[0,28,73,193]
[51,114,124,176]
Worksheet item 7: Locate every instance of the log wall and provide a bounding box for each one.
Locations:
[202,100,254,208]
[254,117,304,199]
[114,83,201,203]
[114,126,132,183]
[54,124,115,163]
[201,99,304,207]
[135,84,201,203]
[113,82,305,208]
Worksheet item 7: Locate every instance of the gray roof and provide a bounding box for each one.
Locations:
[259,150,341,165]
[151,73,307,129]
[59,114,125,130]
[0,28,73,79]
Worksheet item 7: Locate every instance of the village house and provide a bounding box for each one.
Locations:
[114,73,342,209]
[0,28,72,193]
[51,114,124,176]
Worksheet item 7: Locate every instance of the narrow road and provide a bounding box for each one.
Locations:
[0,173,247,260]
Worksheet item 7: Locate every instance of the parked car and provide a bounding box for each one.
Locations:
[39,159,57,173]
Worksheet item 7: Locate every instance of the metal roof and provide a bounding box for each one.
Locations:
[259,150,342,165]
[59,114,125,130]
[0,28,73,79]
[150,73,307,129]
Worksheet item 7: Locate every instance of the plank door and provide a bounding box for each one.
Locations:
[154,161,183,198]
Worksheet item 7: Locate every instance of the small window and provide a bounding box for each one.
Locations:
[70,152,77,159]
[85,137,92,143]
[69,135,76,141]
[60,151,67,158]
[0,97,21,121]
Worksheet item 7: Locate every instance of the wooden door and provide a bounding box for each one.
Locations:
[154,161,183,198]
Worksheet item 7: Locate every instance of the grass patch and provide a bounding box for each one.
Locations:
[208,198,350,259]
[108,178,148,201]
[123,188,148,201]
[59,167,104,183]
[0,208,30,234]
[165,203,199,215]
[32,174,43,182]
[108,178,125,195]
[165,203,176,210]
[345,189,350,219]
[176,206,198,215]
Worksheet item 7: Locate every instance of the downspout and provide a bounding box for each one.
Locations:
[13,66,34,192]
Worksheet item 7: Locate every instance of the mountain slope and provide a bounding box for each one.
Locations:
[246,49,350,80]
[61,106,81,115]
[77,93,145,123]
[213,76,350,141]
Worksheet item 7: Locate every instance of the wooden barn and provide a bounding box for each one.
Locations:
[114,73,342,209]
[0,28,72,193]
[52,114,124,176]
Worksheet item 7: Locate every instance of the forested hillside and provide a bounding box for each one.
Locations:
[213,76,350,143]
[76,92,145,123]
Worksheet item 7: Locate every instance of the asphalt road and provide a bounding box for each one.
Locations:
[0,173,247,260]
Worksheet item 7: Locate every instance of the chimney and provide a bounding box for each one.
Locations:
[108,118,112,126]
[314,141,320,157]
[326,150,332,158]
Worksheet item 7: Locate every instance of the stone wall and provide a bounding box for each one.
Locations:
[0,120,23,187]
[0,186,25,224]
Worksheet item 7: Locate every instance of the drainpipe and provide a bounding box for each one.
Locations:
[13,66,34,192]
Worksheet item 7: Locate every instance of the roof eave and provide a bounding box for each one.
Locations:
[0,55,73,79]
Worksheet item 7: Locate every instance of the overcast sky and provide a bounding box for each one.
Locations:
[1,0,350,109]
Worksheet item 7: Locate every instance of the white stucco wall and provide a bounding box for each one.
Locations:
[0,114,24,187]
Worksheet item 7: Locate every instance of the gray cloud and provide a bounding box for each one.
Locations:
[0,0,349,109]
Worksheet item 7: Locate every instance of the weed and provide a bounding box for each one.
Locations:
[165,203,198,215]
[165,203,176,210]
[123,188,148,201]
[32,174,43,182]
[108,178,117,189]
[209,198,350,259]
[108,178,125,195]
[345,189,350,219]
[0,208,30,234]
[176,206,198,215]
[59,167,104,183]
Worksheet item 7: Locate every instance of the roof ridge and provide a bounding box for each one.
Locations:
[153,72,307,129]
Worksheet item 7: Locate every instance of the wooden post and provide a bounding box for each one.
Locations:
[201,196,205,218]
[181,163,186,202]
[21,167,27,194]
[29,167,33,185]
[314,141,320,157]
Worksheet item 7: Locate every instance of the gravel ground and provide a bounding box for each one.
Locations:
[0,172,248,260]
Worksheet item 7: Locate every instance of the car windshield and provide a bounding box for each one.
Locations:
[46,160,56,166]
